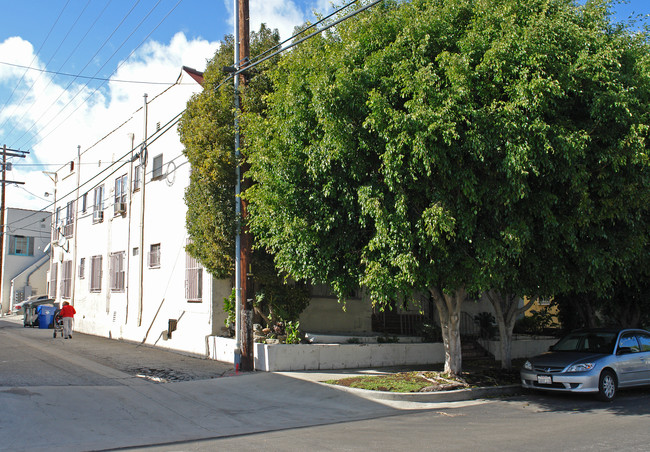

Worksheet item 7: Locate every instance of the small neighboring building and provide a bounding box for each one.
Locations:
[0,208,52,314]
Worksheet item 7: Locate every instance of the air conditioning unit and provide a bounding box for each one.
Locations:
[93,210,104,223]
[114,202,127,215]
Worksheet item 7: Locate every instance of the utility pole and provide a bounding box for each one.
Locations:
[233,0,253,371]
[0,144,28,315]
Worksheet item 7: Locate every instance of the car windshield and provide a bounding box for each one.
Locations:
[552,331,617,354]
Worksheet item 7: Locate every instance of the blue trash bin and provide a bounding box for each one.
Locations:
[38,305,57,329]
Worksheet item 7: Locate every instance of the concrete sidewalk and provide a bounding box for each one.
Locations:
[1,315,520,451]
[1,313,520,402]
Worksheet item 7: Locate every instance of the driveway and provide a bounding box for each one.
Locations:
[0,317,404,451]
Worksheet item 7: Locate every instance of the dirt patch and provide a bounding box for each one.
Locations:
[329,360,523,393]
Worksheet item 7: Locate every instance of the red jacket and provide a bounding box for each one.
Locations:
[60,305,76,318]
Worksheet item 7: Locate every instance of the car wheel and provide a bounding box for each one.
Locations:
[597,369,617,402]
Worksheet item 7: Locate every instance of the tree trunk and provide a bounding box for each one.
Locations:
[430,287,467,376]
[486,291,535,370]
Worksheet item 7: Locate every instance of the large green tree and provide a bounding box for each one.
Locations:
[179,25,309,324]
[245,0,650,375]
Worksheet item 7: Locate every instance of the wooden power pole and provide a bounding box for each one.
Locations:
[0,145,28,314]
[234,0,253,371]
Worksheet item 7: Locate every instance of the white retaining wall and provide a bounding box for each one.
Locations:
[208,336,445,371]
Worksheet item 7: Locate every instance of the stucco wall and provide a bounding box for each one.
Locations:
[299,297,372,333]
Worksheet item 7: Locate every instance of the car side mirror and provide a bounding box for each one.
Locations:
[617,346,633,355]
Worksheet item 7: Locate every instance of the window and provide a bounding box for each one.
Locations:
[114,174,127,215]
[49,263,58,298]
[185,251,203,302]
[637,333,650,352]
[90,255,103,292]
[93,185,105,223]
[79,257,86,279]
[619,334,640,353]
[61,260,72,299]
[133,247,139,256]
[133,165,141,191]
[64,201,75,237]
[9,235,34,256]
[82,193,88,213]
[152,154,163,180]
[110,252,125,292]
[148,243,161,268]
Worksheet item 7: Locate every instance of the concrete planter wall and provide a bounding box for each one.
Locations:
[478,337,557,360]
[208,336,445,372]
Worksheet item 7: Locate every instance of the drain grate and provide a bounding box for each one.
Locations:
[130,367,193,383]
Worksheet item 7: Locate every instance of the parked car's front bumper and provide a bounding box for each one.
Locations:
[520,369,600,393]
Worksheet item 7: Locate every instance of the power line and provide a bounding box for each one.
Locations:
[249,0,361,65]
[13,0,185,151]
[0,61,189,85]
[0,0,94,140]
[0,0,71,131]
[7,0,148,149]
[5,0,380,232]
[237,0,384,77]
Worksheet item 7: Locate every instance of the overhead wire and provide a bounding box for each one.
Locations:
[0,61,190,85]
[0,0,94,140]
[4,0,383,233]
[8,0,147,149]
[248,0,361,65]
[0,1,114,143]
[0,0,71,131]
[14,0,186,151]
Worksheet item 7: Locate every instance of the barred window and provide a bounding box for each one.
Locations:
[90,255,103,292]
[64,201,75,237]
[49,263,58,298]
[114,174,127,215]
[110,252,125,292]
[61,260,72,299]
[148,243,161,268]
[133,165,141,191]
[185,252,203,302]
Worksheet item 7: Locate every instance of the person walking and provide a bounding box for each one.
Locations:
[60,301,76,339]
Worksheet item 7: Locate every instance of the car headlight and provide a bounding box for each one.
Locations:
[567,363,595,372]
[523,360,532,370]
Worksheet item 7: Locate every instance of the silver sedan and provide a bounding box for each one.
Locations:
[520,328,650,401]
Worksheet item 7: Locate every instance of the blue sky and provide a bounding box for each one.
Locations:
[0,0,648,210]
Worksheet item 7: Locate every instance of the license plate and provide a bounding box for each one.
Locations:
[537,375,552,385]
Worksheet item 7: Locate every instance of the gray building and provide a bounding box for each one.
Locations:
[1,207,51,314]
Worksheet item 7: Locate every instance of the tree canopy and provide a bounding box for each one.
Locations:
[245,0,650,374]
[179,25,281,278]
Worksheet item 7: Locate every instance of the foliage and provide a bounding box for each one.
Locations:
[285,320,301,344]
[417,322,443,343]
[244,0,650,375]
[514,308,558,336]
[252,249,310,324]
[223,288,236,330]
[179,25,281,278]
[179,25,312,324]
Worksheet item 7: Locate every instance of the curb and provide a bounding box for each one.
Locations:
[324,383,522,403]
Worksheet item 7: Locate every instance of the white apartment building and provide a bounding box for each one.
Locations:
[46,68,231,355]
[0,207,51,314]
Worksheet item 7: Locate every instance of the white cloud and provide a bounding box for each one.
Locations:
[0,33,218,212]
[222,0,340,54]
